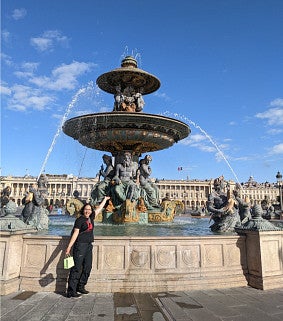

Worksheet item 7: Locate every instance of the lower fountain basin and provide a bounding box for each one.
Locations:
[63,112,190,154]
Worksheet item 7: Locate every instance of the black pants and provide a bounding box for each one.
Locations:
[67,242,93,294]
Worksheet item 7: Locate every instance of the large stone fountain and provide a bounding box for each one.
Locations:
[2,57,283,296]
[63,56,190,223]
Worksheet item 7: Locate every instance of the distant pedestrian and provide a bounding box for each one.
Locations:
[65,196,110,298]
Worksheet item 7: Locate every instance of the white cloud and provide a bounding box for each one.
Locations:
[182,134,206,144]
[256,107,283,126]
[43,30,68,45]
[7,84,54,112]
[270,98,283,107]
[14,62,39,79]
[233,156,253,161]
[22,62,39,71]
[180,133,234,166]
[0,84,12,95]
[267,128,283,135]
[218,143,229,150]
[2,30,10,42]
[14,70,34,79]
[269,143,283,155]
[30,30,69,52]
[12,8,27,20]
[181,134,217,153]
[1,52,13,66]
[199,145,216,153]
[30,37,53,52]
[154,92,170,101]
[3,58,96,112]
[29,61,96,91]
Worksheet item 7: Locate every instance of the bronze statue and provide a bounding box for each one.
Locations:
[0,186,12,216]
[207,176,241,232]
[20,179,49,230]
[113,85,145,112]
[138,155,160,210]
[90,154,114,205]
[111,152,138,206]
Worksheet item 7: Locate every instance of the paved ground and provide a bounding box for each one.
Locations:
[1,287,283,321]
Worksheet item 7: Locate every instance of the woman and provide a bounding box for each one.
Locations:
[66,196,110,298]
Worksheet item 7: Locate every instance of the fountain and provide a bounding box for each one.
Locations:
[63,56,190,224]
[1,57,282,296]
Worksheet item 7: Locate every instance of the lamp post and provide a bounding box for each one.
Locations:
[276,171,283,220]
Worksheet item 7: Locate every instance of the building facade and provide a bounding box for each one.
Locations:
[0,174,279,211]
[0,174,97,208]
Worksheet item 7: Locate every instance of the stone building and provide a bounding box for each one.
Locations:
[0,174,97,208]
[0,174,279,211]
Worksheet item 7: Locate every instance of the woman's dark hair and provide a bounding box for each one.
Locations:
[79,203,95,217]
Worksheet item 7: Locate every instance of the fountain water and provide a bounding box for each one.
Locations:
[63,56,190,224]
[39,214,213,236]
[163,111,243,188]
[37,82,95,180]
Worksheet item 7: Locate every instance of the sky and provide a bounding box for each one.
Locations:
[1,0,283,185]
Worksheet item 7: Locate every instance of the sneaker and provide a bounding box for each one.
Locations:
[77,287,89,294]
[66,292,81,298]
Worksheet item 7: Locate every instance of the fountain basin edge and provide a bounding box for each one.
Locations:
[63,112,190,154]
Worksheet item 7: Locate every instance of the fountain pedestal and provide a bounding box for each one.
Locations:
[235,205,283,289]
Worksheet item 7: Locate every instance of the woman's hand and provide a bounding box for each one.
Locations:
[66,247,71,255]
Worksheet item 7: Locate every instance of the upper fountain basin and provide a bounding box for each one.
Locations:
[96,67,161,95]
[62,112,190,154]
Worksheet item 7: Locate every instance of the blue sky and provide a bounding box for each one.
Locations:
[1,0,283,184]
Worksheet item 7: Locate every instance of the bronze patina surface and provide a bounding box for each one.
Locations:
[63,112,190,154]
[96,56,160,95]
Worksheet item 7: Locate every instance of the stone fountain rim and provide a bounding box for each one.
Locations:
[62,112,191,154]
[63,111,189,127]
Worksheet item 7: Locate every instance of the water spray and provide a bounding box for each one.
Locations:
[162,111,243,190]
[37,82,94,181]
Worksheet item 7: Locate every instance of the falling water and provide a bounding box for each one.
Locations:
[120,47,142,67]
[77,147,88,178]
[37,82,94,181]
[162,111,243,188]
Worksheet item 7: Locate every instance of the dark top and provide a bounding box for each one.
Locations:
[73,213,94,243]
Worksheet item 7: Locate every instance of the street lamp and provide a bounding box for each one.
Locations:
[276,171,283,220]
